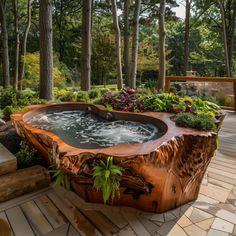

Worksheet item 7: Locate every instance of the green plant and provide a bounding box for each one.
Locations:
[175,112,216,132]
[16,141,39,168]
[2,106,27,120]
[93,156,123,204]
[50,169,71,190]
[192,98,220,116]
[99,88,110,95]
[0,88,17,109]
[105,104,113,111]
[77,91,89,102]
[88,89,100,99]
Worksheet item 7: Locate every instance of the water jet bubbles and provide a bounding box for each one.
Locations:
[27,110,164,149]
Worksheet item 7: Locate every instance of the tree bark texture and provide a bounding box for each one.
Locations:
[80,0,92,91]
[13,0,20,90]
[183,0,191,75]
[157,0,166,91]
[129,0,141,89]
[39,0,54,100]
[0,165,50,203]
[124,0,130,87]
[0,0,10,87]
[218,0,232,77]
[18,0,32,90]
[111,0,123,90]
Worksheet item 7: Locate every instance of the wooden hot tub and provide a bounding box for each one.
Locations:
[11,102,220,213]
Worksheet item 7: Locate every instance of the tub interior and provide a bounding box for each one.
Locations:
[27,109,166,149]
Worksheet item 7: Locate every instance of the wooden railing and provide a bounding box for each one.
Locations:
[165,76,236,112]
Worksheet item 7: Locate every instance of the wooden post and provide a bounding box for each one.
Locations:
[234,82,236,113]
[165,77,170,92]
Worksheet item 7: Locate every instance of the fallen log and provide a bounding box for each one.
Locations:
[0,165,50,202]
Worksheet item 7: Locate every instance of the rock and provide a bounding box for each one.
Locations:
[0,119,6,126]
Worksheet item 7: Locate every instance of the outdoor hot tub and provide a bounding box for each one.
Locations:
[11,102,219,213]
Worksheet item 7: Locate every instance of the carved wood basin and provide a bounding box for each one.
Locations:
[11,102,221,213]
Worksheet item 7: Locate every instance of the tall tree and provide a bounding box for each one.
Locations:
[13,0,20,90]
[217,0,236,77]
[18,0,32,90]
[111,0,123,90]
[130,0,141,89]
[39,0,53,99]
[81,0,92,91]
[0,0,10,87]
[183,0,191,74]
[123,0,130,87]
[157,0,166,91]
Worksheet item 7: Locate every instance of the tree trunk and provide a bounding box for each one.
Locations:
[18,0,32,90]
[218,0,232,77]
[13,0,20,90]
[183,0,191,75]
[111,0,123,90]
[81,0,92,91]
[129,0,141,89]
[157,0,166,91]
[39,0,54,100]
[124,0,130,87]
[0,0,10,87]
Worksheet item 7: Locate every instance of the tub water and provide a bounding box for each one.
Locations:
[28,110,164,149]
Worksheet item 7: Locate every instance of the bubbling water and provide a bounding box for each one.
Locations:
[28,110,164,149]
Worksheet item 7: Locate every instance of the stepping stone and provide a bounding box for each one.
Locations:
[0,143,17,176]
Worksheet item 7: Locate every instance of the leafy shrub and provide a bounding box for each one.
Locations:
[2,106,16,120]
[23,52,68,90]
[88,89,100,99]
[93,156,123,204]
[140,93,177,112]
[2,106,27,120]
[175,113,216,132]
[77,91,89,102]
[16,141,40,168]
[192,98,221,116]
[99,88,110,95]
[98,89,144,112]
[0,89,17,109]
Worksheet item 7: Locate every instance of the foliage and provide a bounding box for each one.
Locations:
[16,141,41,168]
[93,156,123,204]
[175,113,216,132]
[50,168,71,190]
[140,93,178,112]
[192,98,221,116]
[88,89,100,99]
[0,88,17,109]
[77,91,89,102]
[99,88,111,95]
[23,52,68,89]
[0,88,46,120]
[54,88,77,102]
[98,89,144,112]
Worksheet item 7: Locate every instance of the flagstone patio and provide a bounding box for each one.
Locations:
[0,112,235,236]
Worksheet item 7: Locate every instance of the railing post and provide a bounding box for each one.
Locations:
[165,77,170,92]
[234,82,236,113]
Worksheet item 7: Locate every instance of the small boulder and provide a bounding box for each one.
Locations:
[0,119,6,127]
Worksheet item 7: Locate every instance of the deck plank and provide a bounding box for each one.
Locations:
[34,195,68,229]
[21,200,54,235]
[48,192,100,236]
[6,206,35,236]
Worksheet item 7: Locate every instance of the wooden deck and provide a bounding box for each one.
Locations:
[0,112,236,236]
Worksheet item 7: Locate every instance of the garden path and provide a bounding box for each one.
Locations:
[0,112,236,236]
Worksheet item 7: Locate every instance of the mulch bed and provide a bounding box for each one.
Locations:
[0,121,21,154]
